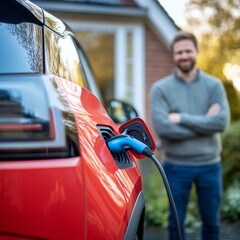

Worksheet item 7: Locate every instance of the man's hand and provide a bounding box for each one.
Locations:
[207,103,221,116]
[168,113,181,124]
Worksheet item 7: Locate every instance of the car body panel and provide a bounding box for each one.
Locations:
[0,157,85,240]
[0,75,142,239]
[55,75,142,239]
[0,1,144,239]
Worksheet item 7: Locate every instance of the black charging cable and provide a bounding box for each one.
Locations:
[108,136,182,240]
[143,147,182,240]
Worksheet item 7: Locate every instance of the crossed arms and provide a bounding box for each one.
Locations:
[150,83,230,140]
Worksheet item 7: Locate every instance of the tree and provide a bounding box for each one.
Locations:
[184,0,240,120]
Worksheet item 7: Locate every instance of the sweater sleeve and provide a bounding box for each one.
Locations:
[150,84,198,140]
[180,81,230,134]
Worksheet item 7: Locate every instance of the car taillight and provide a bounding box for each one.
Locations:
[0,75,79,160]
[0,79,52,141]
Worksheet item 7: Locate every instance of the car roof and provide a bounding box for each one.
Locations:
[16,0,43,22]
[0,0,43,25]
[2,0,66,36]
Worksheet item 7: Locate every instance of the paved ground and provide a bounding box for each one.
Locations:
[144,222,240,240]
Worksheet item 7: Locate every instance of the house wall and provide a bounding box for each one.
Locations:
[144,25,175,141]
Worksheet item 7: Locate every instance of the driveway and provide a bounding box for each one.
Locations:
[144,222,240,240]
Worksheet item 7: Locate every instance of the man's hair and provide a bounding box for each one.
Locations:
[171,31,198,52]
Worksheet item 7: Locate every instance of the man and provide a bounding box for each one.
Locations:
[150,31,230,240]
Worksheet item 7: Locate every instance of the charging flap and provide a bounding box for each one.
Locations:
[119,117,156,159]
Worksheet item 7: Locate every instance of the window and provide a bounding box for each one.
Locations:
[44,28,88,89]
[0,22,43,74]
[125,32,134,102]
[68,22,145,118]
[76,31,114,104]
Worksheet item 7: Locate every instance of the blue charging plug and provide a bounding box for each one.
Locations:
[107,134,153,157]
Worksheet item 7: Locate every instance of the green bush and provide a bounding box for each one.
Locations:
[224,82,240,121]
[222,179,240,221]
[221,121,240,221]
[143,167,168,228]
[221,121,240,190]
[143,165,201,230]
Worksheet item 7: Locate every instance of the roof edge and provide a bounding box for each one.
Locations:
[32,1,147,17]
[134,0,180,46]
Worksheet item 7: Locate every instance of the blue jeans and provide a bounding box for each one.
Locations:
[163,162,222,240]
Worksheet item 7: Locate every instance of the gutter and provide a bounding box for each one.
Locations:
[32,1,147,17]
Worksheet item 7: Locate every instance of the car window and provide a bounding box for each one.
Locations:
[44,28,89,89]
[0,22,43,74]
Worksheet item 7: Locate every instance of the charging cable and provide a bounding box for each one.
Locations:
[107,134,182,240]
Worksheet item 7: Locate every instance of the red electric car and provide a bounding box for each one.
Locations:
[0,0,145,239]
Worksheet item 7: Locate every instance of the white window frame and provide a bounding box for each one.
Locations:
[67,21,145,119]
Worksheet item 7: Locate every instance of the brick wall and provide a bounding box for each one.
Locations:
[144,25,175,141]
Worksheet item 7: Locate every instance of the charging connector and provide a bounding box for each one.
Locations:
[107,134,154,157]
[107,134,182,240]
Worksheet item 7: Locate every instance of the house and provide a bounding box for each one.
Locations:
[32,0,179,139]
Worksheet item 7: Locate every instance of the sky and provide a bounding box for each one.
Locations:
[158,0,188,27]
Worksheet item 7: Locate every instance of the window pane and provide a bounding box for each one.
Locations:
[126,32,133,103]
[127,64,133,86]
[127,32,133,58]
[76,32,114,103]
[0,22,42,74]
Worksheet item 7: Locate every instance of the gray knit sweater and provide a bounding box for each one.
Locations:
[150,69,230,166]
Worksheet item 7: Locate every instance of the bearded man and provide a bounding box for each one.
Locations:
[150,31,230,240]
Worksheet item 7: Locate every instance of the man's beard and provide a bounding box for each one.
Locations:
[177,59,196,73]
